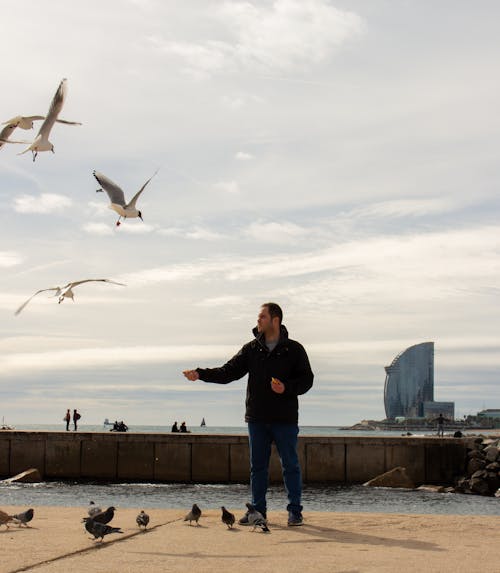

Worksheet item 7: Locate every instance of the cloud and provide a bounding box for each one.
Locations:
[150,0,363,78]
[235,151,254,160]
[82,222,114,236]
[195,295,246,308]
[0,344,237,374]
[243,220,308,244]
[13,193,72,214]
[213,180,240,194]
[158,226,225,240]
[344,197,459,219]
[0,251,24,267]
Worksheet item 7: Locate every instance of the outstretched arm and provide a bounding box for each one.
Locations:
[183,345,249,385]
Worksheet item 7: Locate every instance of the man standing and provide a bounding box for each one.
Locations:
[73,409,81,431]
[183,302,313,526]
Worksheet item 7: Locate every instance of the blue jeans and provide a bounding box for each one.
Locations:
[248,422,303,515]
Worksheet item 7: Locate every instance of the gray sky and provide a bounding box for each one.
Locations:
[1,0,499,427]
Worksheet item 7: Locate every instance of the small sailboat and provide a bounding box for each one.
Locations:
[1,416,14,430]
[200,417,206,427]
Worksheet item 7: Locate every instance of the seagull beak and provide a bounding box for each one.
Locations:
[138,212,143,221]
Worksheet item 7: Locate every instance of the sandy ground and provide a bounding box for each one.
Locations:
[0,506,498,573]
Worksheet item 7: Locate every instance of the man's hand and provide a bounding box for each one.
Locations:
[183,369,199,381]
[270,377,285,394]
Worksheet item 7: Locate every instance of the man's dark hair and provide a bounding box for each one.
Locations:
[261,302,283,324]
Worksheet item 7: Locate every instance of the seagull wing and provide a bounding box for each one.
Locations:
[15,287,60,316]
[66,279,127,289]
[56,119,82,125]
[2,115,45,127]
[0,124,17,148]
[93,171,126,206]
[37,78,67,138]
[127,169,159,209]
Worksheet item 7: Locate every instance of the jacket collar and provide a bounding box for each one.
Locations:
[252,324,289,349]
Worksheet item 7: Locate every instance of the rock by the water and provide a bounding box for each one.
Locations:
[484,446,499,462]
[2,469,42,483]
[363,466,415,489]
[417,485,445,493]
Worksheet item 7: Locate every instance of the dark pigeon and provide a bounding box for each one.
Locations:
[92,506,116,524]
[83,517,122,542]
[221,506,235,529]
[13,508,34,527]
[184,503,201,526]
[136,510,150,529]
[245,503,270,532]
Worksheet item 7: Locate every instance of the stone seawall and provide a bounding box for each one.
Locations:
[0,431,467,484]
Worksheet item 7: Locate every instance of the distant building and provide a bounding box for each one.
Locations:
[423,401,455,419]
[384,342,455,420]
[384,342,434,419]
[477,409,500,419]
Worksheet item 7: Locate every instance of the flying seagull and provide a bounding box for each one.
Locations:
[1,116,45,150]
[2,79,81,161]
[93,169,158,226]
[14,279,126,316]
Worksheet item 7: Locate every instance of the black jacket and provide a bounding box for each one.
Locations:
[196,325,313,423]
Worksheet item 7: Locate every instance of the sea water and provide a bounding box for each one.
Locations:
[2,425,498,515]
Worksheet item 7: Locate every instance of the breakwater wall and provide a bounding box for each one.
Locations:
[0,432,467,484]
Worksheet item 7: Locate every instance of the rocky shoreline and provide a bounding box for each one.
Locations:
[364,435,500,498]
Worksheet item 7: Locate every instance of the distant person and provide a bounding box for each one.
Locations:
[73,409,81,431]
[171,421,179,433]
[180,421,188,433]
[183,302,313,526]
[435,413,447,437]
[63,409,71,431]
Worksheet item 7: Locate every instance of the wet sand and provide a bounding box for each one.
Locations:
[1,506,498,573]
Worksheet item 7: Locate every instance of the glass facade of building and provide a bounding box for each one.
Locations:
[384,342,434,419]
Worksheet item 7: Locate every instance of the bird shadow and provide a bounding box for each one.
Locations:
[271,523,443,552]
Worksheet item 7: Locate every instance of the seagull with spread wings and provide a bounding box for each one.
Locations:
[93,169,158,226]
[2,79,81,161]
[15,279,126,316]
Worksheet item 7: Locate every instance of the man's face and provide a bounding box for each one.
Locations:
[257,306,275,334]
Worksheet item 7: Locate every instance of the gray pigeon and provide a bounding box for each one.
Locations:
[92,506,116,524]
[184,503,202,526]
[221,506,235,529]
[136,510,150,529]
[245,503,270,532]
[83,517,122,542]
[13,508,34,527]
[87,501,102,517]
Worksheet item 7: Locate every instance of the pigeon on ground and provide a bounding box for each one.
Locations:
[2,79,82,162]
[91,506,116,525]
[245,503,270,532]
[0,509,15,528]
[12,508,34,527]
[14,278,126,316]
[93,169,158,226]
[83,517,122,542]
[184,503,201,526]
[136,510,150,529]
[221,506,235,529]
[87,501,102,517]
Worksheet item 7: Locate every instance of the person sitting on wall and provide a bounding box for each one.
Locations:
[171,421,179,432]
[180,421,190,433]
